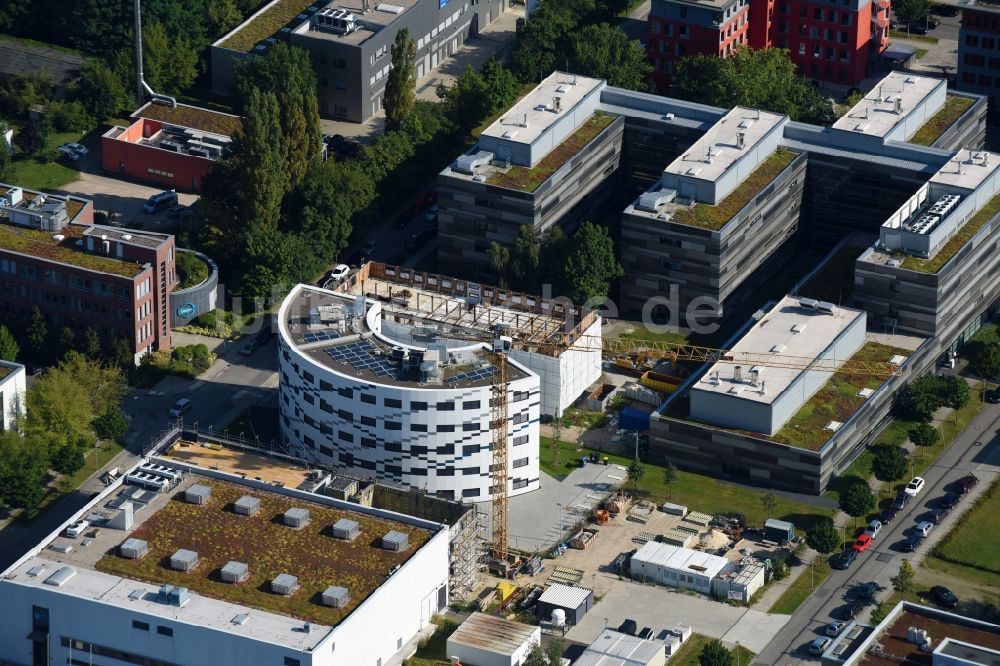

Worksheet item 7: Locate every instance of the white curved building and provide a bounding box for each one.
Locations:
[278,284,542,501]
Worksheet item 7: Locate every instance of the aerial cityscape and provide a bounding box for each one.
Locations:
[0,0,998,664]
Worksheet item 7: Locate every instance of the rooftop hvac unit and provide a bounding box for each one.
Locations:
[120,538,148,560]
[454,150,494,175]
[331,518,360,541]
[221,561,249,584]
[159,141,182,152]
[159,584,189,606]
[799,297,820,310]
[321,585,350,607]
[170,549,199,571]
[271,573,299,596]
[636,188,677,213]
[140,464,181,481]
[283,507,310,528]
[5,186,23,206]
[184,484,212,505]
[815,301,837,315]
[382,530,409,551]
[234,495,260,515]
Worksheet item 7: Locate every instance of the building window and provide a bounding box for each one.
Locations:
[386,421,402,430]
[334,58,346,68]
[437,424,455,433]
[156,626,173,637]
[361,415,376,426]
[463,444,480,456]
[412,423,427,432]
[462,488,480,498]
[338,387,352,399]
[361,393,376,404]
[679,25,688,37]
[285,659,301,666]
[147,168,175,178]
[362,437,376,448]
[132,620,149,631]
[385,398,402,408]
[513,457,529,468]
[437,401,455,411]
[412,401,428,410]
[339,430,354,443]
[334,105,347,117]
[514,435,529,446]
[512,413,528,425]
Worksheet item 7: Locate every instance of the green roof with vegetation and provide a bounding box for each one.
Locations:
[0,185,86,221]
[221,0,314,52]
[771,341,911,450]
[0,365,12,380]
[900,193,1000,273]
[669,148,798,230]
[908,95,975,147]
[137,103,242,137]
[0,224,145,278]
[486,114,616,192]
[96,479,432,627]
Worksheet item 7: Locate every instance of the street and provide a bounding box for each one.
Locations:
[754,401,1000,665]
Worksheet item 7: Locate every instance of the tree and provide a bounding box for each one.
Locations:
[93,408,128,442]
[384,28,417,130]
[545,637,564,666]
[699,639,733,666]
[894,0,931,33]
[898,375,943,422]
[80,327,102,359]
[207,0,243,35]
[558,222,623,303]
[511,225,542,290]
[839,483,876,528]
[673,48,836,125]
[57,325,76,350]
[891,559,915,594]
[0,324,19,362]
[771,557,789,580]
[909,423,939,447]
[939,375,970,410]
[806,519,841,554]
[235,88,285,225]
[970,343,1000,381]
[627,459,645,495]
[16,118,51,157]
[487,242,510,288]
[437,66,490,134]
[570,24,652,91]
[508,0,597,82]
[524,643,548,666]
[663,462,678,500]
[762,489,779,521]
[873,445,909,482]
[0,431,48,509]
[52,443,86,475]
[141,22,199,96]
[26,307,47,356]
[481,58,519,115]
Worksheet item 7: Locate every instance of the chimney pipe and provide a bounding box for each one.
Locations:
[734,365,742,382]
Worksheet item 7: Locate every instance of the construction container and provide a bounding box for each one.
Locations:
[640,370,680,394]
[622,382,664,407]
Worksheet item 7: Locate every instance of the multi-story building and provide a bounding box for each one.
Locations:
[647,0,750,89]
[101,101,241,192]
[277,263,603,500]
[211,0,507,123]
[0,360,26,431]
[647,0,889,87]
[0,426,450,666]
[956,0,1000,104]
[0,184,177,363]
[437,72,624,281]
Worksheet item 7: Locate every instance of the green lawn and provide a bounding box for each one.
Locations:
[970,323,999,346]
[404,616,458,666]
[933,476,1000,575]
[890,29,939,43]
[8,129,83,190]
[915,48,929,59]
[668,633,756,666]
[540,438,834,528]
[769,559,833,614]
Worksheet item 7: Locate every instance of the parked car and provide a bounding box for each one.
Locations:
[58,144,82,161]
[809,637,832,655]
[143,189,178,214]
[858,581,880,600]
[840,602,865,621]
[879,505,898,524]
[167,203,186,219]
[903,533,923,552]
[852,533,874,552]
[825,621,846,637]
[940,492,961,509]
[832,548,859,569]
[394,211,412,228]
[914,521,934,538]
[64,520,90,538]
[168,398,192,418]
[930,506,950,524]
[66,141,90,155]
[423,201,439,223]
[240,337,262,356]
[985,389,1000,404]
[904,476,926,497]
[958,473,979,493]
[322,264,350,286]
[893,492,912,511]
[407,194,429,217]
[864,520,883,539]
[930,585,959,609]
[323,134,345,148]
[618,619,638,636]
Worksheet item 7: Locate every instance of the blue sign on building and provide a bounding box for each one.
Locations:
[176,303,197,318]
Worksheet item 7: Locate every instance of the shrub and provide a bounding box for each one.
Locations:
[48,100,95,132]
[771,558,789,580]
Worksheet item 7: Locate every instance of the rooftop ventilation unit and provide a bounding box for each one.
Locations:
[791,323,806,333]
[234,495,260,516]
[120,538,148,560]
[283,507,310,528]
[454,150,494,175]
[271,573,299,596]
[43,566,77,587]
[170,549,199,571]
[815,301,837,315]
[799,297,820,310]
[331,518,361,541]
[184,484,212,505]
[221,561,249,584]
[322,585,350,607]
[733,365,742,382]
[159,584,189,606]
[140,464,181,482]
[5,187,23,206]
[382,530,409,551]
[314,8,362,35]
[636,188,677,213]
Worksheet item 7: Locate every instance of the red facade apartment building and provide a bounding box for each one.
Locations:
[0,184,177,364]
[648,0,890,88]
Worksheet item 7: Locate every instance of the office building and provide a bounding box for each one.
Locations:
[0,360,26,431]
[0,427,449,666]
[102,101,241,192]
[211,0,508,123]
[0,184,177,363]
[646,0,749,89]
[957,0,1000,103]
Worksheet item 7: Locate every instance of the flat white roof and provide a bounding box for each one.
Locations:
[663,106,784,185]
[538,582,592,609]
[576,630,664,666]
[693,296,866,406]
[632,541,728,580]
[832,72,943,138]
[479,71,603,146]
[929,149,1000,192]
[447,612,539,655]
[6,556,330,651]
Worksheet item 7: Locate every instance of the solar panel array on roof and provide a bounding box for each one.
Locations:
[303,330,340,344]
[445,367,495,385]
[326,340,405,380]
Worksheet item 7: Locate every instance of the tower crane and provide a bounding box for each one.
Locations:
[481,330,901,569]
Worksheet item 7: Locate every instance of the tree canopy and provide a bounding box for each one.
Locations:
[699,640,733,666]
[384,29,417,130]
[569,23,652,91]
[839,483,876,526]
[806,519,841,554]
[873,445,909,482]
[673,48,836,125]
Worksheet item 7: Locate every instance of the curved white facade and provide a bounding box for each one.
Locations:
[278,285,541,501]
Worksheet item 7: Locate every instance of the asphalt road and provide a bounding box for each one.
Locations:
[754,401,1000,665]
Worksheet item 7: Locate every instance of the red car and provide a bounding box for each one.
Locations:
[852,534,873,552]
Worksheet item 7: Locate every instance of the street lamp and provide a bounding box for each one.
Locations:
[736,641,741,666]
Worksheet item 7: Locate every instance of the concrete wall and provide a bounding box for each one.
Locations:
[100,120,217,192]
[0,360,26,431]
[169,250,219,327]
[885,79,948,144]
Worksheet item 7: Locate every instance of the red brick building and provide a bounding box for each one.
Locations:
[0,184,177,364]
[647,0,889,88]
[101,102,241,193]
[956,0,1000,104]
